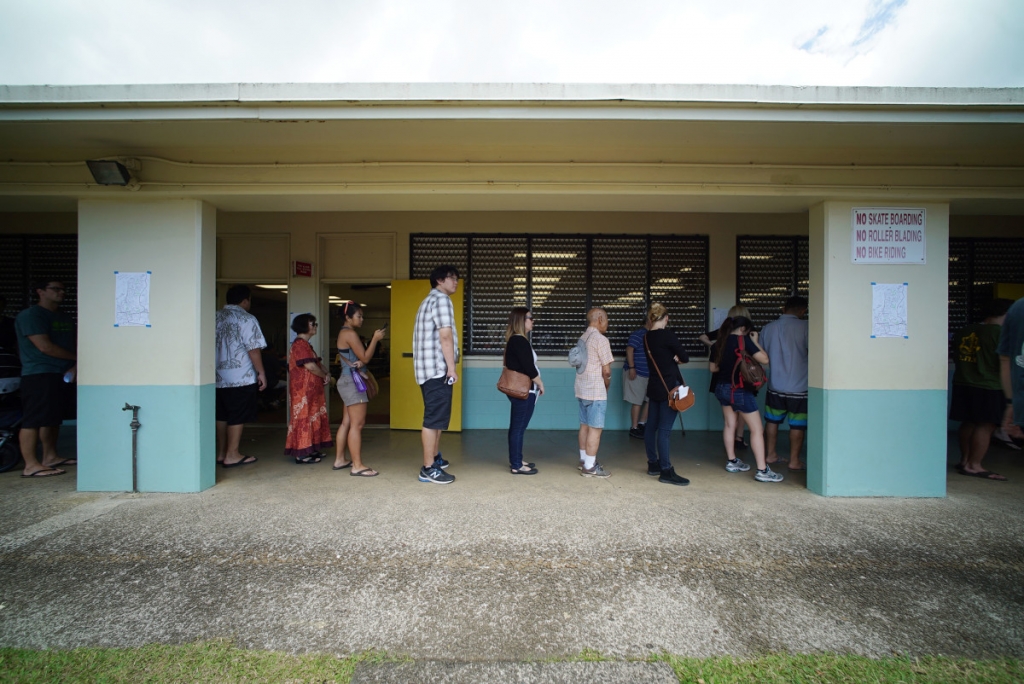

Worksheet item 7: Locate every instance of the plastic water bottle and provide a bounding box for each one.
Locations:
[63,370,74,383]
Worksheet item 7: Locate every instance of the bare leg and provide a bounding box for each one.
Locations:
[223,424,247,465]
[722,407,738,461]
[639,400,649,424]
[346,402,372,472]
[630,404,641,429]
[964,422,997,472]
[421,428,441,468]
[585,427,603,458]
[735,421,746,445]
[765,422,780,464]
[740,411,767,470]
[334,405,351,468]
[957,421,972,467]
[788,429,806,469]
[20,428,62,476]
[578,425,588,452]
[216,421,227,463]
[38,426,62,467]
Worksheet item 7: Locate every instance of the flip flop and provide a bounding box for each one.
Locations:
[959,469,1007,481]
[511,466,538,475]
[350,468,378,477]
[21,468,65,478]
[332,462,353,471]
[787,464,807,471]
[47,458,77,467]
[221,456,257,468]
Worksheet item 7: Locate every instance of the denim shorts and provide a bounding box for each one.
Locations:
[714,382,759,414]
[577,399,607,428]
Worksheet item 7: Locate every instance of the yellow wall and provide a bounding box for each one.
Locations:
[78,200,216,386]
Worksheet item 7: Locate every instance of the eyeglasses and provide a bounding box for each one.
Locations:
[525,316,534,320]
[311,322,319,326]
[46,286,66,292]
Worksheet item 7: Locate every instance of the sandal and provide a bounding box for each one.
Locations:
[351,468,379,477]
[511,465,538,475]
[294,454,322,465]
[332,461,353,471]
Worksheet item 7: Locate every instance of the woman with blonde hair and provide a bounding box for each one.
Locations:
[641,303,691,486]
[502,307,545,474]
[333,301,386,477]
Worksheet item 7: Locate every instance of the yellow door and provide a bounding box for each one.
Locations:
[390,280,464,431]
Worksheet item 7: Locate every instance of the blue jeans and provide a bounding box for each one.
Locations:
[507,392,537,469]
[644,399,677,471]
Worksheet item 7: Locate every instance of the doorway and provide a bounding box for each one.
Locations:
[327,284,391,425]
[247,284,289,424]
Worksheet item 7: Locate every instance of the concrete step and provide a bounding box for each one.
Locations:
[351,660,678,684]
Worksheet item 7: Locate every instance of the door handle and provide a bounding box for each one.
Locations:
[402,352,413,358]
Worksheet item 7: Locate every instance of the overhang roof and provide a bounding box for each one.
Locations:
[1,83,1023,214]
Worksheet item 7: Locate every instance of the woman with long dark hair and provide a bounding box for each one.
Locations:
[284,313,333,464]
[334,301,385,477]
[642,303,690,486]
[710,316,783,483]
[503,307,545,474]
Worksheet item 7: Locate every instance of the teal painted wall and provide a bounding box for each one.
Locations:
[807,387,947,497]
[77,384,215,493]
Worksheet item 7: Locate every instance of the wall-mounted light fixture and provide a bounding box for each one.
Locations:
[86,159,133,186]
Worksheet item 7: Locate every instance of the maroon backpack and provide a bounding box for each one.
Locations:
[731,337,766,395]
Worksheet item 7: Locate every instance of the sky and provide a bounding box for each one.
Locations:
[0,0,1022,87]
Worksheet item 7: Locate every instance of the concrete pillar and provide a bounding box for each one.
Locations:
[77,200,216,492]
[807,201,949,497]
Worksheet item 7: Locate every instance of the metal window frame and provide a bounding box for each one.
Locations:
[411,233,709,355]
[0,234,78,323]
[735,235,809,333]
[949,236,1024,332]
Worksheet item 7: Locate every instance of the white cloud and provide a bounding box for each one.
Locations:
[0,0,1021,86]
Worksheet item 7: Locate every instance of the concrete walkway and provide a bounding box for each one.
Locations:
[1,426,1022,662]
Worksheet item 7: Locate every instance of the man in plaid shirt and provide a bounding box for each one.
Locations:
[576,308,614,478]
[413,265,461,484]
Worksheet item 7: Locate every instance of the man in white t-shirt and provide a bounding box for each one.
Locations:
[215,285,267,468]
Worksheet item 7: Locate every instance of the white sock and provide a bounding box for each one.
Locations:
[583,455,596,469]
[579,449,587,461]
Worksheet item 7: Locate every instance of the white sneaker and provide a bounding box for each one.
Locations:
[755,466,784,483]
[725,458,750,473]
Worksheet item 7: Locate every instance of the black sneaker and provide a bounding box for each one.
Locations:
[647,462,661,476]
[629,426,645,440]
[659,467,690,486]
[433,453,450,470]
[419,465,455,484]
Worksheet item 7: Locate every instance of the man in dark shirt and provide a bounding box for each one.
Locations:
[15,280,77,477]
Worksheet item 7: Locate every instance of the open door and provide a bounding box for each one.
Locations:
[390,280,464,431]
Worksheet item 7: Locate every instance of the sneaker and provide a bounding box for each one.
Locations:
[581,463,611,478]
[629,426,645,440]
[658,467,690,486]
[433,453,450,470]
[754,466,784,483]
[419,465,455,484]
[647,462,661,476]
[578,460,585,471]
[725,458,751,473]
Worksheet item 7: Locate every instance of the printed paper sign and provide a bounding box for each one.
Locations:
[114,271,151,327]
[852,208,926,264]
[871,282,908,338]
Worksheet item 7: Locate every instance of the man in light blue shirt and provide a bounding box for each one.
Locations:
[760,296,809,471]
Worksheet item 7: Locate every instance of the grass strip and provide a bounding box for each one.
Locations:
[0,643,1020,683]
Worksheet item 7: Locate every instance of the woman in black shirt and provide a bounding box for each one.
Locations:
[642,303,690,486]
[710,316,782,483]
[503,307,545,474]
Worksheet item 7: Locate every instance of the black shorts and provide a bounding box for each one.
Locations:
[420,376,453,430]
[949,384,1004,425]
[21,373,75,429]
[216,384,259,425]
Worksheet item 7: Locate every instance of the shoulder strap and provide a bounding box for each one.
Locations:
[645,333,672,394]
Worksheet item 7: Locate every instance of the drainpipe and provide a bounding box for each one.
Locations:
[122,403,140,493]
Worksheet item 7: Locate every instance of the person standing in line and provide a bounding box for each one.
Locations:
[998,297,1024,443]
[334,301,386,477]
[760,296,810,472]
[624,315,652,439]
[700,304,753,451]
[503,307,545,475]
[215,285,267,468]
[576,308,614,478]
[284,313,333,465]
[413,265,460,484]
[710,316,782,483]
[15,280,77,478]
[641,303,690,486]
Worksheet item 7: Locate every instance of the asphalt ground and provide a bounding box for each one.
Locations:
[1,425,1022,661]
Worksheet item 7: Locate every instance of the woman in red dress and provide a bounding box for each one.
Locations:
[284,313,333,464]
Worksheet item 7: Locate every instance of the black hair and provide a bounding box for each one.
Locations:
[226,285,252,305]
[338,300,363,321]
[429,265,460,289]
[983,298,1014,320]
[291,313,316,334]
[713,316,754,368]
[784,295,808,312]
[33,279,63,295]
